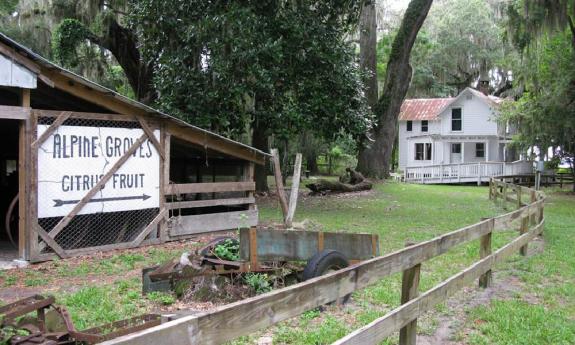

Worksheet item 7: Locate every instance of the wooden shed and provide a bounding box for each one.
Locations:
[0,33,268,262]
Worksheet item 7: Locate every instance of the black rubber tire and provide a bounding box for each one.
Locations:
[302,249,349,281]
[199,237,239,258]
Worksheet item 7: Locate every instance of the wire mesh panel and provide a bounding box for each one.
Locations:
[35,114,161,253]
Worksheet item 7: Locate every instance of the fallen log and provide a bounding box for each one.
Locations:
[306,180,373,193]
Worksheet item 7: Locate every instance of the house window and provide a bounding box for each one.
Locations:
[425,143,432,160]
[415,143,432,160]
[415,143,424,160]
[451,108,462,131]
[452,143,461,154]
[421,120,428,132]
[407,121,412,131]
[476,143,485,158]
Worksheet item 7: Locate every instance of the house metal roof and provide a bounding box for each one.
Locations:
[399,98,453,121]
[0,32,270,161]
[399,88,503,121]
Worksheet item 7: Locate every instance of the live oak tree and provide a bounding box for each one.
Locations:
[0,0,153,103]
[130,1,371,191]
[356,0,433,178]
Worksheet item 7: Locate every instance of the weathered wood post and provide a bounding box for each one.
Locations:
[399,242,421,345]
[488,178,493,200]
[530,190,537,225]
[270,148,289,221]
[516,186,522,209]
[249,227,259,270]
[503,183,508,209]
[285,153,302,228]
[519,216,529,256]
[479,219,493,288]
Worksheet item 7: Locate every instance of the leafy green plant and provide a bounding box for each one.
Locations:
[1,326,30,345]
[214,239,240,261]
[146,291,175,306]
[244,273,271,294]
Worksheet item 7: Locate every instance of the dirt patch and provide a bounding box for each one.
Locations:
[418,270,539,344]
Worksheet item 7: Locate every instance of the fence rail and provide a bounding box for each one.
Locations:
[103,177,545,345]
[404,161,533,184]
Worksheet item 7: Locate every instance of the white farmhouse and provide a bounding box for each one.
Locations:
[398,87,531,183]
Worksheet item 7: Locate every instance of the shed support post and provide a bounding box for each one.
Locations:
[399,243,421,345]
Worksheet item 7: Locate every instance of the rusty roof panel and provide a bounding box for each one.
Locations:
[399,98,453,121]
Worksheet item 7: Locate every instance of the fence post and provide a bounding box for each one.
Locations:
[530,190,536,225]
[493,180,498,202]
[503,183,508,208]
[516,186,522,209]
[479,219,493,288]
[399,243,421,345]
[520,216,529,256]
[488,178,493,200]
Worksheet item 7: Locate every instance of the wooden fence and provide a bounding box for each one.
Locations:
[103,177,545,345]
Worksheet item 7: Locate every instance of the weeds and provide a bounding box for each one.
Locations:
[146,291,176,305]
[244,273,271,294]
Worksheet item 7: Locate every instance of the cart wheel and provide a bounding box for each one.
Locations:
[303,250,349,280]
[199,237,239,257]
[303,250,351,305]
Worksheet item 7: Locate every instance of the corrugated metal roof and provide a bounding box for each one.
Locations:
[0,32,270,159]
[399,98,453,121]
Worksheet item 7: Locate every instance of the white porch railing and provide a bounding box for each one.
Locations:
[404,161,533,184]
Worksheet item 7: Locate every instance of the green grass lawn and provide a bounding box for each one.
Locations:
[0,181,572,344]
[251,181,575,345]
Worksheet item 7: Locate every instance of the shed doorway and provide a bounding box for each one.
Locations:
[0,119,20,260]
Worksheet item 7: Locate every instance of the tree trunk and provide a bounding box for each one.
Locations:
[252,120,269,192]
[306,180,372,194]
[96,19,155,103]
[359,0,378,108]
[357,0,433,178]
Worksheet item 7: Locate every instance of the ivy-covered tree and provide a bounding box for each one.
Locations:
[130,1,371,190]
[0,0,151,102]
[502,0,575,189]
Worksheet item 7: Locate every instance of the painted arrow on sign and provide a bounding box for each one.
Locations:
[53,194,151,207]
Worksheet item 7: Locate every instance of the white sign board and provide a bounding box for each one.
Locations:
[37,125,160,218]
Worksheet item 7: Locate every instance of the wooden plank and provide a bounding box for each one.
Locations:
[239,228,379,262]
[493,204,530,231]
[165,182,255,195]
[0,105,31,120]
[46,133,149,240]
[285,153,302,227]
[270,148,289,221]
[399,257,420,345]
[136,115,165,160]
[169,210,258,236]
[166,197,255,210]
[37,109,141,123]
[35,225,68,259]
[31,111,71,148]
[131,209,168,247]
